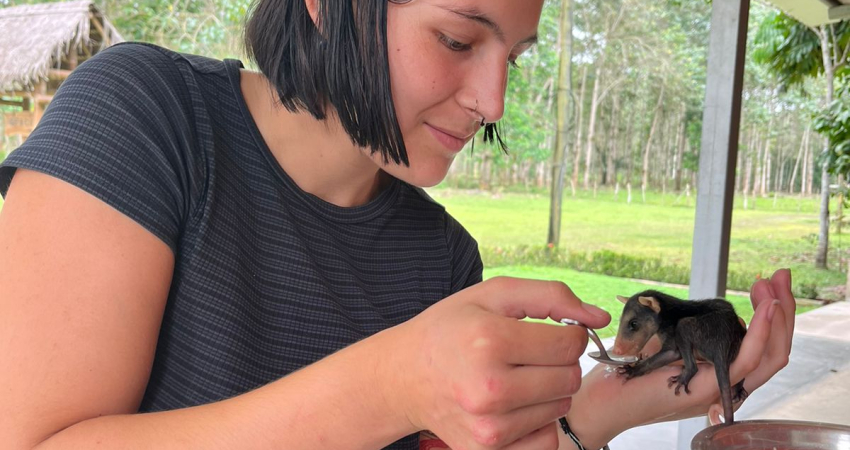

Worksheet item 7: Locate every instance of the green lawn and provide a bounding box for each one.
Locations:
[429,187,846,301]
[487,265,817,339]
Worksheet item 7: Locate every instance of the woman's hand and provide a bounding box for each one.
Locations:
[386,277,611,450]
[562,269,795,449]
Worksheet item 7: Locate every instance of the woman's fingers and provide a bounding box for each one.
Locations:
[768,269,796,346]
[466,399,567,449]
[743,308,790,394]
[496,364,583,411]
[495,319,588,366]
[730,298,777,382]
[469,277,611,330]
[502,422,560,450]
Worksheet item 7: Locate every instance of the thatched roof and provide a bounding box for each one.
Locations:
[0,1,123,92]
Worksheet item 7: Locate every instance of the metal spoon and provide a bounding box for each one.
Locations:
[560,318,638,366]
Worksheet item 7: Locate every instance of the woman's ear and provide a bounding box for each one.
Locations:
[304,0,319,26]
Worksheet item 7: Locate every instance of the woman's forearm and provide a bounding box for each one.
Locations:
[33,326,417,450]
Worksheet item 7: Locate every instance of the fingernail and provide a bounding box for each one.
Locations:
[582,303,608,318]
[719,414,725,424]
[767,299,780,322]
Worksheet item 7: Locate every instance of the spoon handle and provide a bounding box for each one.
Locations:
[559,318,611,359]
[585,327,612,360]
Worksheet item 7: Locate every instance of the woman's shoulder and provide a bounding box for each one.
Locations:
[76,42,233,93]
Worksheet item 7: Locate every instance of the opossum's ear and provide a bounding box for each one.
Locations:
[617,295,629,304]
[638,296,661,313]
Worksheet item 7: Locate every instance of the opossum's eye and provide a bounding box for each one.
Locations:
[628,320,639,331]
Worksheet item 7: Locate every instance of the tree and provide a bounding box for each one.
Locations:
[754,11,850,269]
[547,0,574,249]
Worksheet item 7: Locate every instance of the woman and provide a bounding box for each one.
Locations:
[0,0,794,449]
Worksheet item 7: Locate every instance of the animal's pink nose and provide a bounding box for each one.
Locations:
[611,339,637,356]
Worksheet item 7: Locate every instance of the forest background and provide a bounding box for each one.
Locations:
[1,0,848,329]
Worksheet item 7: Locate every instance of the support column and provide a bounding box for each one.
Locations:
[680,0,750,448]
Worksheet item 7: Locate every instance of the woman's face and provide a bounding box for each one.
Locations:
[375,0,543,187]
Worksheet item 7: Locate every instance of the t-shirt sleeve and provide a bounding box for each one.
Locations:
[444,212,484,292]
[0,43,204,253]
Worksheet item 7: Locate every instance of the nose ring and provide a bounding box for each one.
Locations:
[474,99,486,127]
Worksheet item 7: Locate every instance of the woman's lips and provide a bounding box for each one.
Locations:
[426,123,471,152]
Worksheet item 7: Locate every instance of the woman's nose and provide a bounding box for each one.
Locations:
[470,58,509,124]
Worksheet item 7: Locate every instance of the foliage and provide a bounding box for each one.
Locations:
[815,80,850,184]
[752,11,826,89]
[2,0,252,59]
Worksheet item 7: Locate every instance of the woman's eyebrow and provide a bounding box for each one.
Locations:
[438,5,538,46]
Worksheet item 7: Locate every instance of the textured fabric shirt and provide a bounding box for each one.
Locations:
[0,42,483,449]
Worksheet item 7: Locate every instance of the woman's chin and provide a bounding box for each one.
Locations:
[385,163,451,188]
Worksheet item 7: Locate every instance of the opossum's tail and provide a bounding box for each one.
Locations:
[714,358,735,424]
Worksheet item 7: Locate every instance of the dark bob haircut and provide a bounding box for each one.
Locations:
[244,0,506,166]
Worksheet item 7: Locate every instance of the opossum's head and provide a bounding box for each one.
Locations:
[611,293,661,356]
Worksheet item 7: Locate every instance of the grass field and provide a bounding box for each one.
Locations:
[428,187,847,301]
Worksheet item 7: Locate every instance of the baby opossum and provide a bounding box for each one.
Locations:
[612,290,748,424]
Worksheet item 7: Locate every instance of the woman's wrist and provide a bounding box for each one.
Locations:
[562,374,621,450]
[367,324,423,437]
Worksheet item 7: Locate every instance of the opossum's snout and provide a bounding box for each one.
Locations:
[612,336,644,356]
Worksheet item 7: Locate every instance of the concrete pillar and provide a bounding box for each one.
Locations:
[680,0,750,448]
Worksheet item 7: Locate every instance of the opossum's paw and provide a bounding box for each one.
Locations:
[617,363,639,379]
[733,381,749,403]
[667,374,693,395]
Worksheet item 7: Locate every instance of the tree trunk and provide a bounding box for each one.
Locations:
[583,65,602,190]
[605,96,620,186]
[571,65,589,196]
[801,127,811,195]
[753,131,763,198]
[743,142,753,210]
[816,24,834,269]
[674,106,686,192]
[547,0,573,249]
[641,82,666,202]
[623,97,638,185]
[761,141,772,197]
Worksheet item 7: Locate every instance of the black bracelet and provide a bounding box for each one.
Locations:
[559,417,611,450]
[559,417,586,450]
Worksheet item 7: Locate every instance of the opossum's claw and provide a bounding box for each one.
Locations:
[733,381,749,403]
[617,363,638,379]
[668,374,693,395]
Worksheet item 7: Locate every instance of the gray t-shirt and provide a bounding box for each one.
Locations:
[0,42,483,449]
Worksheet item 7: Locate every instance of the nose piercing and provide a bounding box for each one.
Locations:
[474,99,485,127]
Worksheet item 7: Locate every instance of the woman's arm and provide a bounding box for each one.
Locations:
[3,169,612,450]
[0,170,413,449]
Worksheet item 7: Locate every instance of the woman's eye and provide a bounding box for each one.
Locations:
[438,33,471,52]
